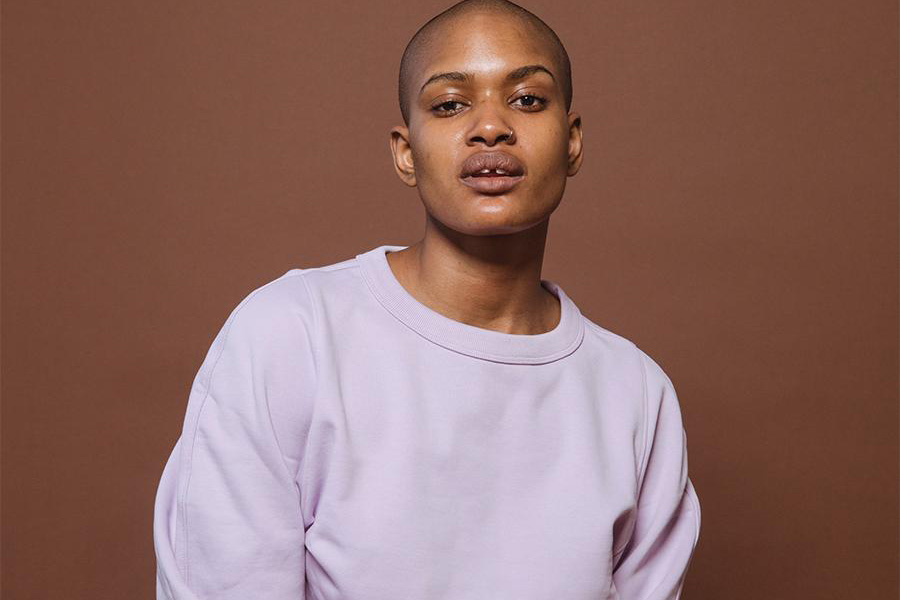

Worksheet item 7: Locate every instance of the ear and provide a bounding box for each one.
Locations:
[390,125,417,187]
[566,111,583,176]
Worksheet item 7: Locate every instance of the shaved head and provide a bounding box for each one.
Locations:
[398,0,573,126]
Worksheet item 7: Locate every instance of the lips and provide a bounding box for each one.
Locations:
[459,151,526,195]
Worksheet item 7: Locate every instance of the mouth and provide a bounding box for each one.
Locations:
[458,151,526,195]
[459,171,525,194]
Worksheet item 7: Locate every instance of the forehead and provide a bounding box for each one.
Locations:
[414,12,559,87]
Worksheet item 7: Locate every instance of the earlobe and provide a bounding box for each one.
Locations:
[389,126,417,187]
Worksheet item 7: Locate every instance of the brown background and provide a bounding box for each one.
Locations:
[2,1,897,598]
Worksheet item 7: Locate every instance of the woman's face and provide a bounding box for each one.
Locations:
[391,12,583,236]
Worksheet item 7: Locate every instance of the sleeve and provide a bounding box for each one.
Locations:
[153,275,319,600]
[612,349,702,600]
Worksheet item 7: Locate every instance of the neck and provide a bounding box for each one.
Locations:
[385,218,560,335]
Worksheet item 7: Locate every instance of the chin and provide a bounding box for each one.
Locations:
[445,208,551,236]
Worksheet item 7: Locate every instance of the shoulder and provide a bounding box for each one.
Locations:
[217,269,319,351]
[634,344,676,399]
[580,318,664,385]
[211,250,368,364]
[579,317,682,460]
[581,317,675,391]
[582,318,640,358]
[581,319,689,490]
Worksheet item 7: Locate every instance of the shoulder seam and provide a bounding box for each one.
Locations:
[179,273,287,587]
[635,346,652,497]
[296,270,322,520]
[299,259,360,274]
[296,270,321,401]
[179,270,318,585]
[250,270,322,499]
[610,342,649,560]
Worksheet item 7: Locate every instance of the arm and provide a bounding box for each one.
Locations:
[612,349,702,600]
[153,274,318,599]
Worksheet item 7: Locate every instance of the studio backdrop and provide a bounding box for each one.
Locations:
[2,1,897,598]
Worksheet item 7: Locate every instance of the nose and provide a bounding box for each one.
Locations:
[466,101,516,146]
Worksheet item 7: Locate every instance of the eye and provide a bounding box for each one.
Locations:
[431,99,466,115]
[511,94,548,110]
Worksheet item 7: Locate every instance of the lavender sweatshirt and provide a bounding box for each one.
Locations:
[153,244,701,600]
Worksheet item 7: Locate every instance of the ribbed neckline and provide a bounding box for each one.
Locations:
[356,244,585,364]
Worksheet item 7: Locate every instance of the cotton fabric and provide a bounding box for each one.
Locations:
[153,244,701,600]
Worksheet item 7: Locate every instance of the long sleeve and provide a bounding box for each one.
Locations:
[153,274,318,600]
[612,350,702,600]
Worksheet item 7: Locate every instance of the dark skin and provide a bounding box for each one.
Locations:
[389,10,583,335]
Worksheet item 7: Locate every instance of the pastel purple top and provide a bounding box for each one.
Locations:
[154,244,701,599]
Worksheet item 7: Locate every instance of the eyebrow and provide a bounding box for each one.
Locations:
[419,64,556,95]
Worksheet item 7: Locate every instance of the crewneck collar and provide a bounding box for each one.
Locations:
[356,244,585,364]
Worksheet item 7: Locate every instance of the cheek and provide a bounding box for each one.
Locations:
[547,122,572,167]
[411,136,456,184]
[409,145,459,212]
[526,124,572,181]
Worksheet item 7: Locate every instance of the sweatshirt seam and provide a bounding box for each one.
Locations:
[259,270,321,508]
[263,273,318,507]
[296,270,321,525]
[179,272,309,588]
[610,342,649,559]
[302,260,358,275]
[180,303,241,589]
[357,253,583,364]
[623,346,651,559]
[635,348,651,488]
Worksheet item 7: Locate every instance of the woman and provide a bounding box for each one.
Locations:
[153,1,701,598]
